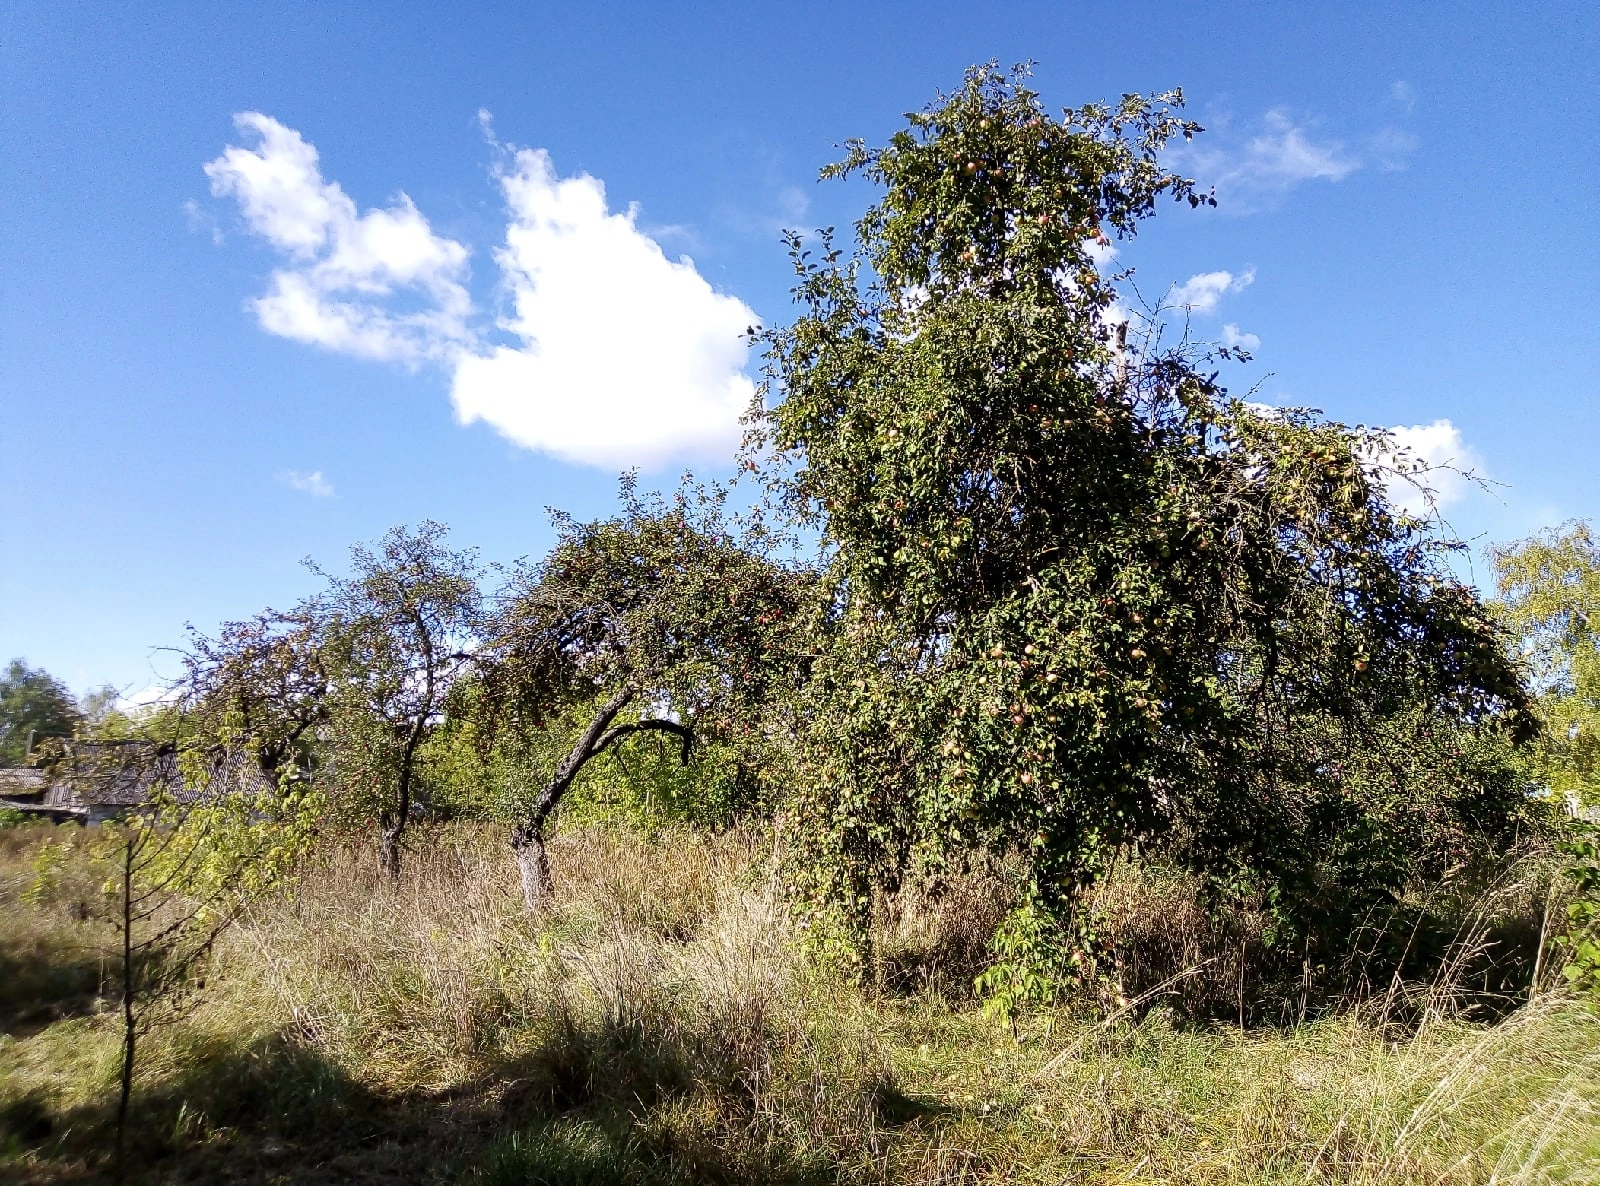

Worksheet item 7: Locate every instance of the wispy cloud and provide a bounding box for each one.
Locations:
[279,469,334,497]
[1169,267,1255,314]
[209,114,757,470]
[713,158,813,241]
[1173,109,1361,212]
[182,198,224,245]
[1368,126,1420,172]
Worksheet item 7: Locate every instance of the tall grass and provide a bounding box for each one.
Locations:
[1,818,1595,1183]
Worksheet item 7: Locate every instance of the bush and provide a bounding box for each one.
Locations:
[1559,823,1600,998]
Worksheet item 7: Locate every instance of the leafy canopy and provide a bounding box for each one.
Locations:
[313,523,483,870]
[1493,521,1600,806]
[179,608,329,778]
[481,481,812,810]
[1492,521,1600,996]
[0,658,82,765]
[751,64,1534,998]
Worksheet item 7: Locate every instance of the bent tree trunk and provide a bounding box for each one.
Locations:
[511,687,692,911]
[511,820,553,909]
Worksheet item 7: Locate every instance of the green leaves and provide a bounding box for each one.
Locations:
[1491,524,1600,996]
[753,65,1537,1006]
[480,481,814,826]
[0,658,81,765]
[825,63,1208,305]
[1492,522,1600,807]
[1557,825,1600,999]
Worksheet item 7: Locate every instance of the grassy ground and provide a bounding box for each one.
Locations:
[1,819,1596,1184]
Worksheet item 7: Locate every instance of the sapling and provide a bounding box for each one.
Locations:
[62,740,318,1182]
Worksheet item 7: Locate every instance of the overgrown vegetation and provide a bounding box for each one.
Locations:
[2,823,1596,1184]
[4,63,1599,1183]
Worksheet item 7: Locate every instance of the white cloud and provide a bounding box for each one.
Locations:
[1086,238,1119,269]
[1174,109,1359,212]
[120,683,179,711]
[280,469,334,497]
[209,114,760,471]
[182,198,224,245]
[1370,420,1482,514]
[714,174,812,240]
[1169,267,1255,314]
[206,113,473,366]
[776,184,810,226]
[1221,323,1260,351]
[448,145,758,468]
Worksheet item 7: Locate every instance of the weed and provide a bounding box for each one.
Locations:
[1,822,1596,1184]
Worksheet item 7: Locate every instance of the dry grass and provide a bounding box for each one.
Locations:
[0,823,118,1035]
[1,818,1596,1184]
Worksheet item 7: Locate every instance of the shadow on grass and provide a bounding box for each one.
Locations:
[0,1011,909,1185]
[2,1029,377,1185]
[873,1082,955,1130]
[0,931,109,1038]
[463,1110,839,1186]
[468,1118,656,1186]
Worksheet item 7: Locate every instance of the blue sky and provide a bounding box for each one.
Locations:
[3,1,1595,700]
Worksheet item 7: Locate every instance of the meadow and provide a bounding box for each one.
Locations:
[3,817,1595,1185]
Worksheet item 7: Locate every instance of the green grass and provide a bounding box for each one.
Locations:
[1,822,1596,1184]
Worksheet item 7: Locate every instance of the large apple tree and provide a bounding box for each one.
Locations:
[750,65,1535,1005]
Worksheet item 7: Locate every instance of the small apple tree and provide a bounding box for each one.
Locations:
[481,482,810,908]
[178,607,329,782]
[311,523,483,880]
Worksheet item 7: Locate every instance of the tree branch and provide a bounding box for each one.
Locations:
[593,717,694,765]
[528,687,637,828]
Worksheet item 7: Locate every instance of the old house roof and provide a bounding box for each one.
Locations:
[32,740,277,817]
[0,766,47,803]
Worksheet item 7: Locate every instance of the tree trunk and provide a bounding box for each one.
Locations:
[508,686,695,913]
[511,822,551,910]
[380,715,426,883]
[378,818,403,882]
[511,688,635,912]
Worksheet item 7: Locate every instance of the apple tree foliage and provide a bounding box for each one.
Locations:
[749,65,1536,1006]
[176,527,482,883]
[479,481,813,907]
[309,523,483,880]
[178,607,329,781]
